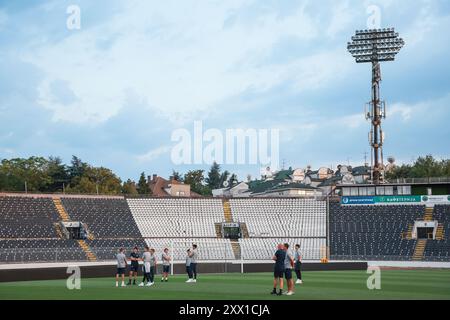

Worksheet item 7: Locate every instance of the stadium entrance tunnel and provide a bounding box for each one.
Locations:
[0,261,368,283]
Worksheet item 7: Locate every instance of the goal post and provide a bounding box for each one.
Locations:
[320,245,330,263]
[168,239,243,276]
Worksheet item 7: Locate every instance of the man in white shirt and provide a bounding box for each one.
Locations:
[115,248,127,287]
[189,244,198,282]
[185,249,194,283]
[139,246,155,287]
[161,248,171,282]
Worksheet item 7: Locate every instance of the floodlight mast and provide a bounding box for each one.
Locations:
[348,28,404,184]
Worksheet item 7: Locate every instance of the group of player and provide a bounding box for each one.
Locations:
[115,242,303,296]
[271,243,303,296]
[115,244,199,287]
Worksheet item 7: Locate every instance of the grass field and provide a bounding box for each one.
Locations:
[1,270,450,300]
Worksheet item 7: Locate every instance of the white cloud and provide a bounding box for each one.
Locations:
[136,145,172,163]
[22,1,357,126]
[326,1,355,38]
[389,103,413,121]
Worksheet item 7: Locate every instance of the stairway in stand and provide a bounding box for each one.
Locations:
[222,199,242,260]
[53,223,64,239]
[436,224,445,241]
[230,240,241,260]
[214,223,223,238]
[53,198,96,262]
[77,240,97,262]
[424,207,434,221]
[412,239,427,261]
[53,198,70,222]
[223,199,233,223]
[240,222,250,238]
[403,224,413,240]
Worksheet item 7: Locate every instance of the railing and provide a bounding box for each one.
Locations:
[330,255,416,261]
[0,248,88,264]
[331,254,450,262]
[388,177,450,184]
[0,246,237,264]
[0,243,325,264]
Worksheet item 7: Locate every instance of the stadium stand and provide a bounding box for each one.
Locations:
[0,239,87,263]
[0,197,60,238]
[230,198,326,237]
[230,198,326,260]
[329,202,424,260]
[239,238,325,260]
[1,194,448,264]
[144,238,235,261]
[0,196,89,263]
[61,198,146,261]
[423,205,450,261]
[62,198,142,238]
[127,198,224,238]
[87,239,147,261]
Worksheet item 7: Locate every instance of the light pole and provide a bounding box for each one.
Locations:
[347,28,404,184]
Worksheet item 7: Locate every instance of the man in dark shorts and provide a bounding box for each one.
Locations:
[127,246,140,285]
[161,248,171,282]
[115,248,127,287]
[294,244,303,284]
[283,243,294,295]
[185,249,194,283]
[189,244,198,282]
[271,244,286,296]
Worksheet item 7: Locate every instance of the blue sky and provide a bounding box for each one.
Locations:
[0,0,449,182]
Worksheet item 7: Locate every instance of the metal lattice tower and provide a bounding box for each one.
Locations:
[348,28,404,184]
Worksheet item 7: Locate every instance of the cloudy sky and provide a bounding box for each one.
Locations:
[0,0,449,181]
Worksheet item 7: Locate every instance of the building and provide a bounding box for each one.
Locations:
[212,182,249,198]
[148,174,196,197]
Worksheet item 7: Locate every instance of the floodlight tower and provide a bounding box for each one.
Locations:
[348,28,404,184]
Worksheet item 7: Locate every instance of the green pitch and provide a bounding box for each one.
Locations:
[0,270,450,300]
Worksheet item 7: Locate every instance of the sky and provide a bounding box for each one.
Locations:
[0,0,449,182]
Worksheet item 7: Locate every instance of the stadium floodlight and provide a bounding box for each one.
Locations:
[348,28,404,185]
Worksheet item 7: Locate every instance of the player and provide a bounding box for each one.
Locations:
[283,243,295,295]
[139,246,155,287]
[294,244,303,284]
[127,246,140,286]
[271,244,286,296]
[115,248,127,287]
[189,244,198,282]
[161,248,171,282]
[185,249,194,283]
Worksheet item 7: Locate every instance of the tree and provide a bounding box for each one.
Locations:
[66,166,122,195]
[44,156,70,192]
[172,170,182,182]
[137,172,150,194]
[385,164,412,180]
[0,157,51,192]
[228,173,238,186]
[411,155,441,178]
[184,170,211,196]
[68,155,88,188]
[122,179,138,195]
[386,155,450,180]
[219,170,230,187]
[205,161,221,189]
[442,159,450,176]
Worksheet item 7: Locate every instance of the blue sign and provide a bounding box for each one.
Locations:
[341,196,375,205]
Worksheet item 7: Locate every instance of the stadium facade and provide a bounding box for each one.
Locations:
[0,191,448,270]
